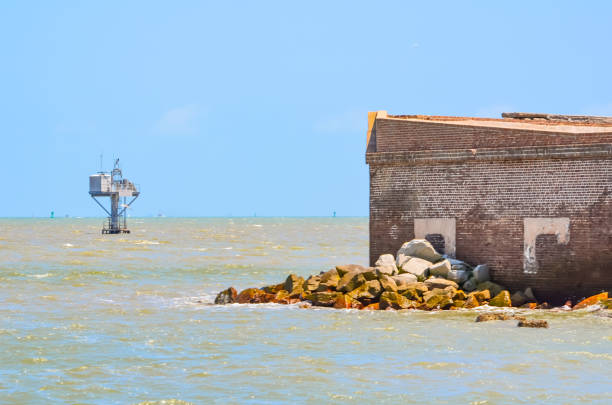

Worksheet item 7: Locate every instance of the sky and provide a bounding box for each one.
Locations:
[1,1,612,217]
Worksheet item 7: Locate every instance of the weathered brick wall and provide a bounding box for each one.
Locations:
[368,118,612,303]
[375,118,612,152]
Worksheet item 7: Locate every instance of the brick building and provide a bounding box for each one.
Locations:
[366,111,612,303]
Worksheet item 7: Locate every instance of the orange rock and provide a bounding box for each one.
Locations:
[362,303,380,310]
[236,288,274,304]
[528,302,537,310]
[573,292,609,310]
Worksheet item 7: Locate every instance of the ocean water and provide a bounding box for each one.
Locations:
[0,217,610,404]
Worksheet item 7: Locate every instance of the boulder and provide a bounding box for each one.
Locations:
[304,291,342,307]
[303,275,321,292]
[361,267,379,281]
[284,274,305,295]
[397,239,443,263]
[476,281,505,298]
[378,274,398,292]
[476,313,515,322]
[448,258,470,269]
[396,253,413,269]
[517,319,549,328]
[429,259,451,278]
[362,302,380,310]
[273,289,289,303]
[337,271,367,293]
[446,269,469,285]
[510,291,529,307]
[401,283,428,301]
[462,277,478,292]
[333,294,361,309]
[347,280,382,301]
[336,264,366,278]
[453,290,467,301]
[468,290,490,305]
[262,283,285,294]
[375,254,398,275]
[214,287,238,304]
[473,264,490,283]
[379,291,413,310]
[237,288,274,304]
[424,277,458,290]
[524,287,537,303]
[573,292,609,310]
[423,288,453,310]
[392,273,418,289]
[489,290,512,307]
[452,300,466,309]
[317,268,341,291]
[465,294,480,308]
[398,257,432,281]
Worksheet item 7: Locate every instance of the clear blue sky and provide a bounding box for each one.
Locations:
[2,1,611,217]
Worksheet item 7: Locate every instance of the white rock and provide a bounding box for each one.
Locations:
[375,254,398,276]
[398,257,432,280]
[446,269,469,284]
[473,264,490,283]
[429,259,451,278]
[392,273,418,287]
[397,239,442,263]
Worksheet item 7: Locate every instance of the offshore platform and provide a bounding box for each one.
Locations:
[89,159,140,234]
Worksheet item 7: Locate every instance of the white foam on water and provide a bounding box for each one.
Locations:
[29,273,51,278]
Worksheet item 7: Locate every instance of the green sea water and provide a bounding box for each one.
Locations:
[0,218,610,404]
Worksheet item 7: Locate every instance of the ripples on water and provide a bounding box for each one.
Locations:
[0,218,610,404]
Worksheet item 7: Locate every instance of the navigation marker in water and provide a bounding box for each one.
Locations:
[89,158,140,234]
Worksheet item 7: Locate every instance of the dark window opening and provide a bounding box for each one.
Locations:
[426,233,445,255]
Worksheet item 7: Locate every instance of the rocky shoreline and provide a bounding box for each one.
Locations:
[214,239,611,326]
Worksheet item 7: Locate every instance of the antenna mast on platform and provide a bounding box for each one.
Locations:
[89,158,140,234]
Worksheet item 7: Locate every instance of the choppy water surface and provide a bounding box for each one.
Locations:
[0,218,610,404]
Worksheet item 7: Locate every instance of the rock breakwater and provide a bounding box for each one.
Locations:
[215,239,611,314]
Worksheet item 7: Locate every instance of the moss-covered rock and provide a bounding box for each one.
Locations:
[333,294,362,309]
[476,281,505,298]
[423,288,454,310]
[464,294,480,308]
[303,275,321,292]
[453,290,467,301]
[303,291,342,307]
[284,274,304,294]
[335,264,366,278]
[262,283,285,294]
[378,274,398,292]
[517,319,548,328]
[317,268,340,291]
[469,290,491,305]
[214,287,238,304]
[379,291,412,310]
[337,271,367,293]
[453,299,466,308]
[489,290,512,307]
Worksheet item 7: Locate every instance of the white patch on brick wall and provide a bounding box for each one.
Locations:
[414,218,456,258]
[523,218,570,274]
[389,224,399,240]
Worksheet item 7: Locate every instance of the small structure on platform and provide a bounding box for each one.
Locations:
[89,159,140,234]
